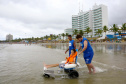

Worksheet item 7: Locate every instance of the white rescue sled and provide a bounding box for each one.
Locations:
[43,49,81,79]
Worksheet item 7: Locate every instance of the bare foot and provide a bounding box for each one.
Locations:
[43,62,47,68]
[93,69,95,74]
[88,71,92,74]
[43,62,48,70]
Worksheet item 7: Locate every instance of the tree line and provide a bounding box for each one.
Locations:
[5,23,126,42]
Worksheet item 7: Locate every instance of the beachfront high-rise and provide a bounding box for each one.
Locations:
[6,34,13,41]
[72,4,108,37]
[64,28,73,35]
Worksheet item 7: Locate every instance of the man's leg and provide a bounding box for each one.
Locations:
[85,53,95,74]
[87,64,92,74]
[69,50,71,57]
[87,63,95,74]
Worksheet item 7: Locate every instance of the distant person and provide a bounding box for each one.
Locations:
[44,49,77,69]
[65,35,76,57]
[76,35,95,74]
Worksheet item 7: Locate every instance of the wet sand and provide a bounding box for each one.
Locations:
[0,44,67,84]
[0,44,126,84]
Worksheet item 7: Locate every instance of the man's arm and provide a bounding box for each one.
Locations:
[65,48,69,54]
[73,41,76,49]
[78,43,81,51]
[79,40,88,55]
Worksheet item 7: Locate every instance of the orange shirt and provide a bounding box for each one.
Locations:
[65,52,77,64]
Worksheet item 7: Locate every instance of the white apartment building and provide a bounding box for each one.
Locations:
[64,28,73,35]
[6,34,13,41]
[72,4,108,37]
[64,28,73,39]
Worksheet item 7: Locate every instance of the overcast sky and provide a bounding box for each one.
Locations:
[0,0,126,40]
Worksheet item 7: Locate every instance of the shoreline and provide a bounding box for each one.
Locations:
[0,42,125,45]
[40,42,126,45]
[90,42,126,45]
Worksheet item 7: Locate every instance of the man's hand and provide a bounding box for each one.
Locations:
[65,48,69,54]
[79,52,82,55]
[65,51,67,54]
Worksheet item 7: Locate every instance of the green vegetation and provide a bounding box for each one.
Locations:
[121,23,126,33]
[2,23,126,43]
[103,25,108,36]
[95,29,103,37]
[110,24,119,38]
[79,30,84,36]
[72,29,78,36]
[61,33,65,41]
[84,27,92,37]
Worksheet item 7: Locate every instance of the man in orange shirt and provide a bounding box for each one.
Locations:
[43,49,77,69]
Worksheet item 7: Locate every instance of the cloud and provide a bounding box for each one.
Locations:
[0,0,78,40]
[0,0,78,24]
[108,0,126,25]
[0,17,66,39]
[0,0,126,40]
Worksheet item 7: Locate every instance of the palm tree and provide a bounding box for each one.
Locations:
[53,34,58,41]
[65,33,69,40]
[58,34,61,40]
[84,27,92,37]
[79,30,84,36]
[35,37,39,41]
[41,37,44,40]
[121,23,126,33]
[50,34,53,41]
[73,29,78,36]
[83,31,87,37]
[73,29,78,39]
[61,33,65,41]
[103,25,108,37]
[32,37,35,41]
[44,35,48,40]
[95,29,103,37]
[110,24,119,39]
[56,35,59,39]
[118,31,122,37]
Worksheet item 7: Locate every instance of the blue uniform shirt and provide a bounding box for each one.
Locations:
[69,40,75,56]
[80,38,93,57]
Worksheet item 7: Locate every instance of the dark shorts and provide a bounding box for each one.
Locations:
[59,63,65,68]
[83,52,94,64]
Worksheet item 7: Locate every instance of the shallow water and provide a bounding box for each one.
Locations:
[0,43,126,84]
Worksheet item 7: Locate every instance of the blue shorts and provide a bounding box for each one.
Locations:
[83,52,94,64]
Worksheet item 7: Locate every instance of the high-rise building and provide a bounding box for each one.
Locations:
[64,28,73,35]
[72,4,108,37]
[6,34,13,41]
